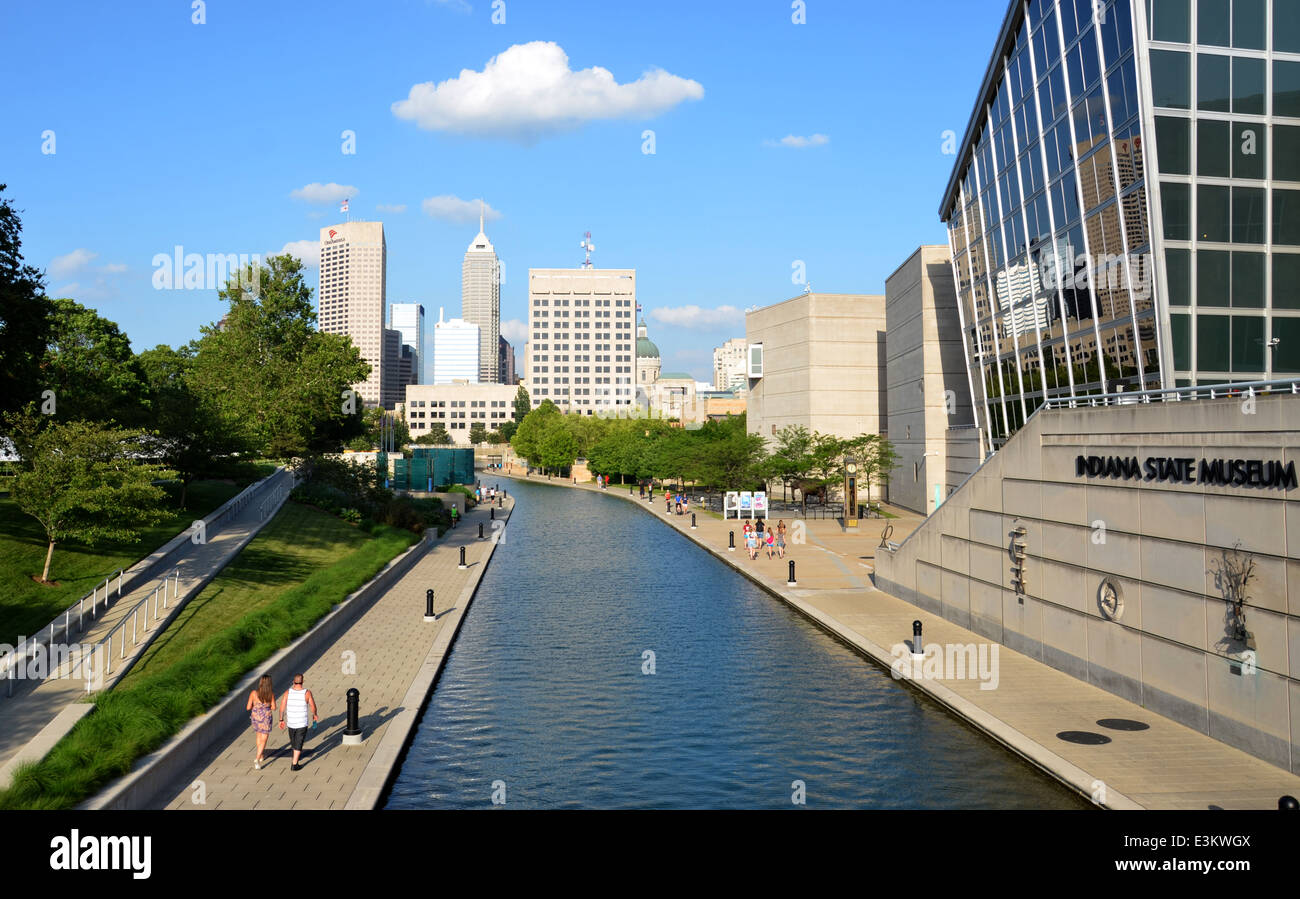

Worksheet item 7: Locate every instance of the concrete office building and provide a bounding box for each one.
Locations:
[526,267,637,412]
[940,0,1300,455]
[713,337,748,392]
[432,308,479,384]
[318,221,388,407]
[745,292,888,443]
[389,302,425,385]
[404,381,518,444]
[885,246,983,515]
[462,212,501,383]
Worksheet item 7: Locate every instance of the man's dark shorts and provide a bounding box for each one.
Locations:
[288,726,308,752]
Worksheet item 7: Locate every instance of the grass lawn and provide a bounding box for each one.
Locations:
[120,500,380,687]
[0,477,267,647]
[0,500,415,809]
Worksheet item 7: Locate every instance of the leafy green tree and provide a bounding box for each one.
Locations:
[511,400,560,465]
[41,298,149,426]
[415,422,452,445]
[191,254,369,457]
[512,385,531,422]
[0,185,53,421]
[6,410,172,582]
[497,419,518,442]
[136,342,245,507]
[469,422,487,445]
[361,407,409,450]
[538,418,578,472]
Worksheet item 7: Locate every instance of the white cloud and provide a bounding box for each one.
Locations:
[376,203,408,213]
[648,305,744,329]
[430,0,471,11]
[101,262,127,273]
[290,182,358,205]
[500,318,528,344]
[49,248,98,279]
[764,133,830,148]
[392,41,704,141]
[278,240,321,268]
[422,195,502,224]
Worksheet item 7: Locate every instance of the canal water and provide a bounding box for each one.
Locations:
[384,479,1089,809]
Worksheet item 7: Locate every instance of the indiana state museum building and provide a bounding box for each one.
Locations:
[876,0,1300,778]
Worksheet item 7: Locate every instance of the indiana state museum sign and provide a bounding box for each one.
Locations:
[1075,455,1298,490]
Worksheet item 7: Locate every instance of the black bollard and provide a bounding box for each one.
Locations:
[1282,795,1299,810]
[490,507,495,520]
[729,530,735,552]
[787,560,796,586]
[459,546,467,570]
[691,513,697,530]
[479,522,484,539]
[912,620,923,656]
[343,688,361,744]
[425,588,435,621]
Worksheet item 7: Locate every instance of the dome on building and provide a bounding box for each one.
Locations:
[636,318,660,359]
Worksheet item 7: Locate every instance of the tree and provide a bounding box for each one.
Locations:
[40,298,149,426]
[469,422,487,445]
[136,342,245,507]
[0,185,54,421]
[415,423,452,445]
[512,385,531,422]
[497,419,518,442]
[511,400,560,465]
[538,419,578,472]
[191,254,370,457]
[361,407,409,450]
[6,410,172,582]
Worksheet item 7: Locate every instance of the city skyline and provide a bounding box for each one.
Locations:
[0,0,1008,383]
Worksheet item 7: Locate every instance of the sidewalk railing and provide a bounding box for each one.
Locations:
[1041,377,1300,410]
[2,466,294,696]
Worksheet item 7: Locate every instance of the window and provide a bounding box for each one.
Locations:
[1171,312,1191,368]
[1231,186,1265,243]
[1196,184,1230,241]
[1197,249,1230,305]
[1232,57,1265,115]
[1276,126,1300,181]
[1231,0,1266,50]
[1162,182,1190,239]
[1150,50,1190,109]
[1156,117,1190,174]
[1197,313,1230,370]
[1274,189,1300,245]
[1231,252,1264,307]
[1166,248,1191,305]
[1197,53,1230,112]
[1152,0,1191,42]
[1275,254,1300,308]
[1197,119,1230,176]
[1232,122,1265,179]
[1276,61,1300,119]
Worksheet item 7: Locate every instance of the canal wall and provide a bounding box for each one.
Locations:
[875,394,1300,775]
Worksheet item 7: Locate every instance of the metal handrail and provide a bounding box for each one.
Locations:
[93,568,182,687]
[1041,377,1300,410]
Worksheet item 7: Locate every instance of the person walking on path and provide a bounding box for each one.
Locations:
[776,520,787,558]
[246,674,276,770]
[745,527,759,560]
[278,674,319,772]
[765,529,776,559]
[450,505,459,528]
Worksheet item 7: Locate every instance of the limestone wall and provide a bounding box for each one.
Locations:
[875,392,1300,773]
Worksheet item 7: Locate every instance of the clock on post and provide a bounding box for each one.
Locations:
[844,457,858,528]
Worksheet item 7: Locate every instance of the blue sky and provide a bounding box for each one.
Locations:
[0,0,1007,383]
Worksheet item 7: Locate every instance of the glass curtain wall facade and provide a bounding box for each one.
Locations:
[940,0,1300,453]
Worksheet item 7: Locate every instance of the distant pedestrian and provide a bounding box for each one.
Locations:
[755,516,765,541]
[765,529,776,559]
[278,673,319,771]
[640,484,646,498]
[666,493,672,514]
[776,520,787,558]
[449,505,459,528]
[682,495,689,515]
[745,528,759,560]
[674,493,682,515]
[246,674,276,770]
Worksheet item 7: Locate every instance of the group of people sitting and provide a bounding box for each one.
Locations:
[742,518,787,560]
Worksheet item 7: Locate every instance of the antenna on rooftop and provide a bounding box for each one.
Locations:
[580,231,594,269]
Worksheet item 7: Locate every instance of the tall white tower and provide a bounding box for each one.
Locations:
[318,221,387,406]
[461,203,500,383]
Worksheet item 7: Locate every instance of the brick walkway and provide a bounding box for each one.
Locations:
[510,473,1300,809]
[160,497,512,810]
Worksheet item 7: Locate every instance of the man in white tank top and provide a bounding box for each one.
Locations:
[278,673,319,771]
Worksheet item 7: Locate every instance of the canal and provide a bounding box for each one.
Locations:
[384,478,1090,809]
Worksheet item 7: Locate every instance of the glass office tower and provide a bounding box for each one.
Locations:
[940,0,1300,452]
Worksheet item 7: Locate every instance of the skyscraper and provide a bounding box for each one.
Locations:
[526,267,637,413]
[462,207,501,383]
[433,307,480,384]
[389,302,425,386]
[712,337,748,390]
[318,221,387,407]
[498,334,517,385]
